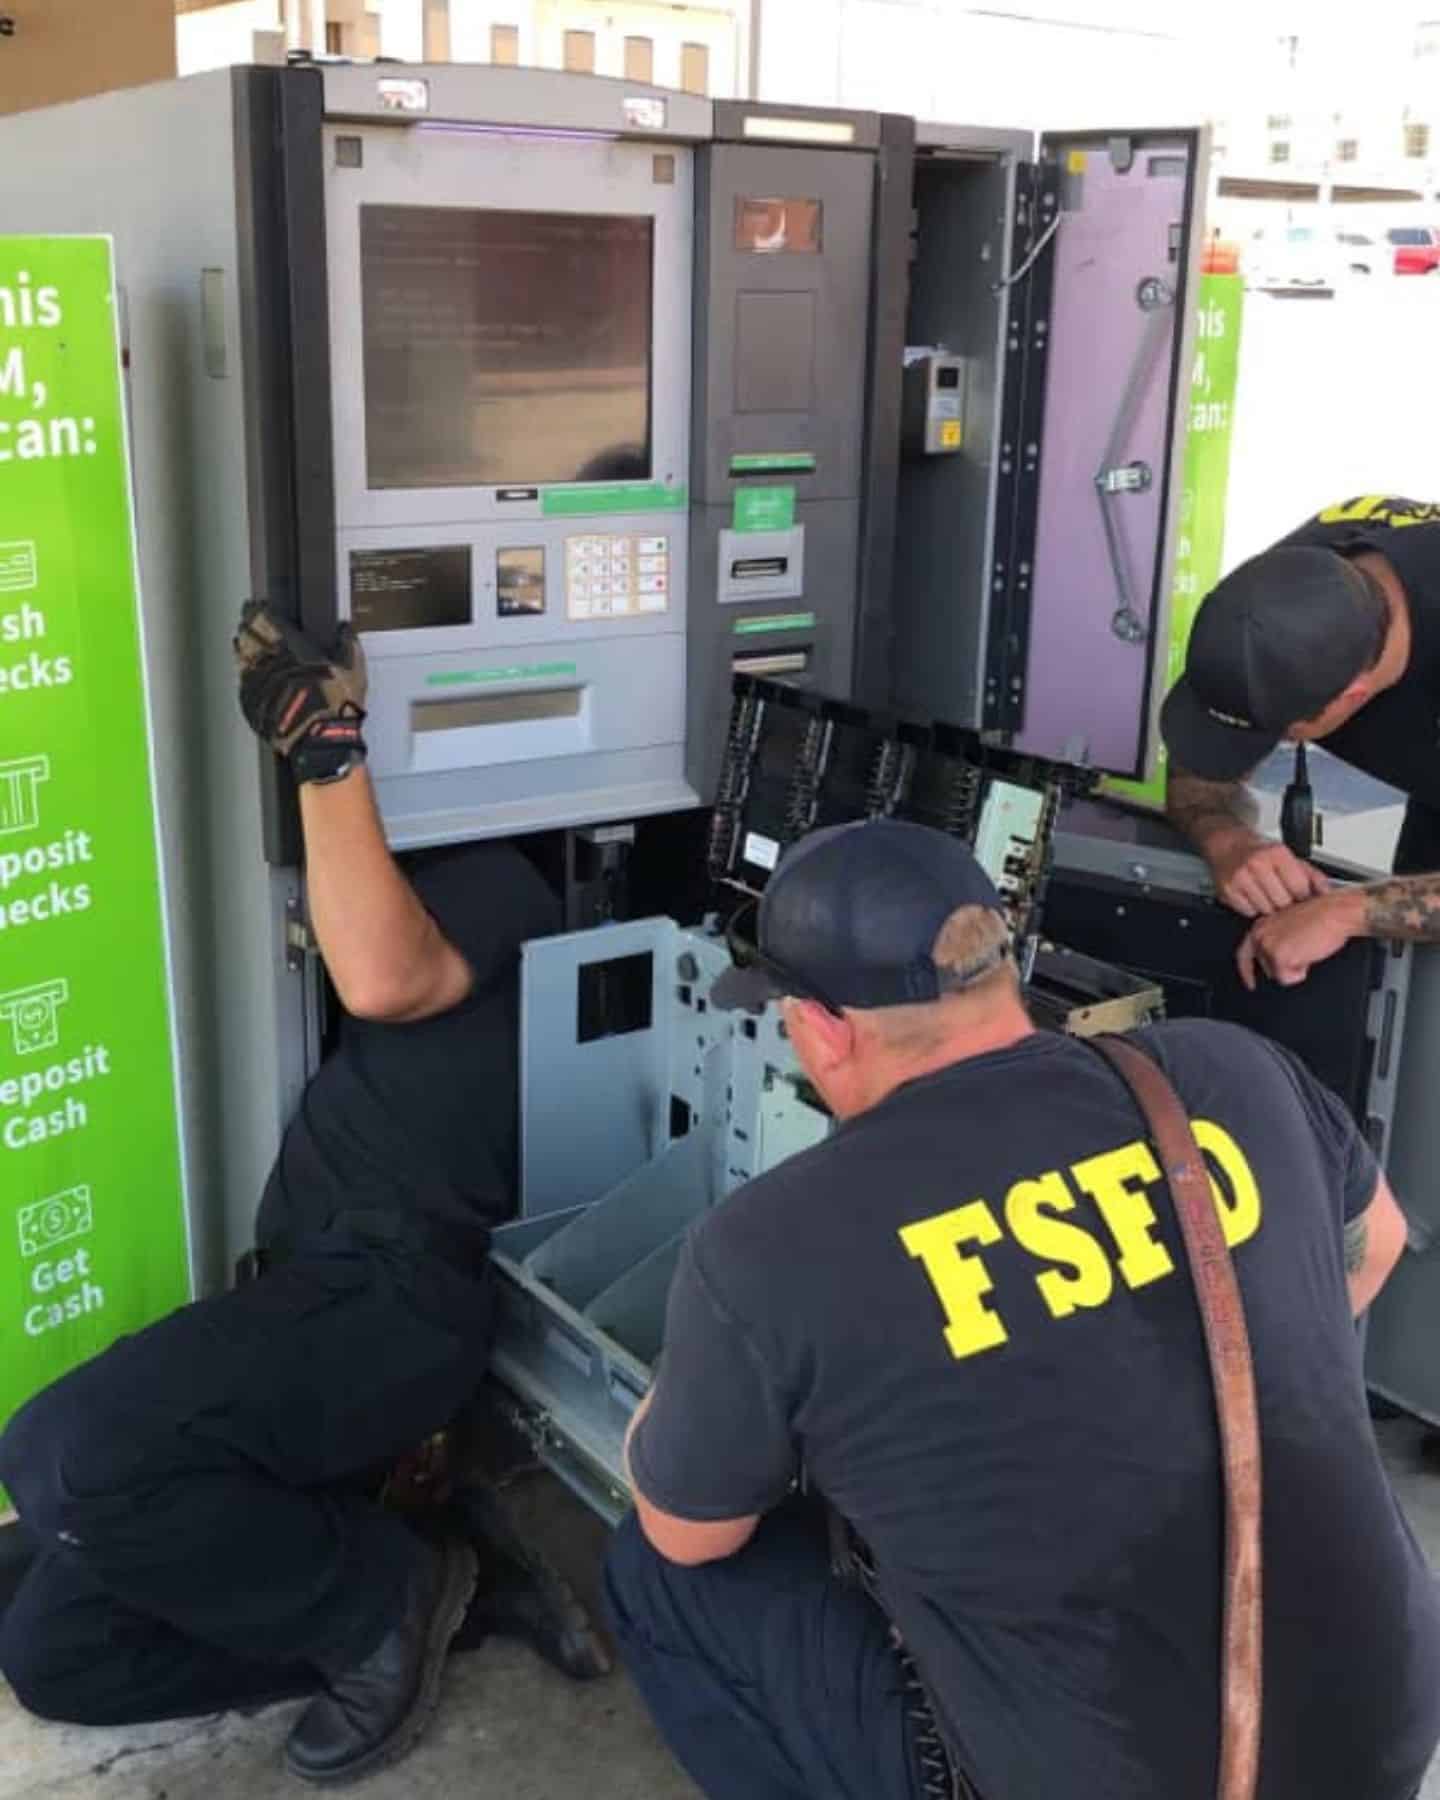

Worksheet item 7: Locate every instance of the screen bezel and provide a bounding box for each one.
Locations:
[358,203,657,493]
[324,127,693,533]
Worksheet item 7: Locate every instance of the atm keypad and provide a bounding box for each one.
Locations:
[566,533,670,620]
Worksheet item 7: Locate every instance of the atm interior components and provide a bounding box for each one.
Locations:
[707,674,1095,943]
[887,127,1207,781]
[1045,804,1412,1162]
[901,350,968,456]
[491,914,1169,1521]
[1026,946,1163,1038]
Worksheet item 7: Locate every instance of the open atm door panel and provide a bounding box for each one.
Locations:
[1011,129,1206,777]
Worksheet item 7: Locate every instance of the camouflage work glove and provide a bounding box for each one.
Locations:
[233,600,368,786]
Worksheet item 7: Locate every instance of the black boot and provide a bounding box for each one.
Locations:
[285,1537,478,1786]
[446,1480,611,1681]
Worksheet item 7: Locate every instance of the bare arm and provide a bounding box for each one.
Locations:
[1165,765,1261,848]
[1166,762,1329,916]
[622,1389,760,1567]
[299,766,473,1023]
[1345,1174,1409,1316]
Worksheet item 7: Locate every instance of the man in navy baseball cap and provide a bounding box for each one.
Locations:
[711,818,1013,1018]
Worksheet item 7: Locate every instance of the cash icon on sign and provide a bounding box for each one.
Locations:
[0,978,70,1056]
[0,541,37,594]
[17,1185,93,1259]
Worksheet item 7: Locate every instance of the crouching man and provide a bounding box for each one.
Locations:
[0,604,602,1784]
[605,819,1440,1800]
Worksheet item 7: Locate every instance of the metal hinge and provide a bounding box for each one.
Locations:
[285,895,317,972]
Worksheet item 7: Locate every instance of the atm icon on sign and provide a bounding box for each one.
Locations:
[0,978,69,1056]
[18,1185,93,1259]
[0,541,37,594]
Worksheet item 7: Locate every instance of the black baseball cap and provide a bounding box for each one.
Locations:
[710,819,1007,1015]
[1161,545,1386,781]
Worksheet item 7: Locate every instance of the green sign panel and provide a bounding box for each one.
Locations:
[541,481,686,518]
[733,484,797,534]
[1106,273,1246,810]
[728,452,816,475]
[0,238,189,1495]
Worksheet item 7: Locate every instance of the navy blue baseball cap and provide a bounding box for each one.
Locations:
[711,819,1007,1015]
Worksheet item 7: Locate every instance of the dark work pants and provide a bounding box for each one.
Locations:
[0,1220,491,1726]
[604,1499,934,1800]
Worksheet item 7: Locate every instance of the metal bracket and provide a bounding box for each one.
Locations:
[1095,274,1178,643]
[1108,135,1134,175]
[1096,461,1153,496]
[284,895,317,972]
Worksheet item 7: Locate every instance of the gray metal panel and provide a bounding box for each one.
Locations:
[0,73,309,1288]
[1366,944,1440,1422]
[321,61,713,140]
[692,143,875,503]
[891,149,1019,728]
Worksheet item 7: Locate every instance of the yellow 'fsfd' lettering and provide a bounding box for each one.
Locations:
[1317,496,1386,525]
[1071,1141,1175,1291]
[899,1200,1008,1361]
[1193,1119,1262,1249]
[1004,1170,1114,1319]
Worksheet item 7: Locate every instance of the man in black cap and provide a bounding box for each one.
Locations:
[603,817,1437,1800]
[1162,496,1440,987]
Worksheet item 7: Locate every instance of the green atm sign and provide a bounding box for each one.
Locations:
[0,238,189,1493]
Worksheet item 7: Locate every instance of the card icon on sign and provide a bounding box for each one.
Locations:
[0,978,70,1056]
[0,541,38,594]
[18,1185,93,1259]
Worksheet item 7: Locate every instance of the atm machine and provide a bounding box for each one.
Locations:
[6,64,1433,1522]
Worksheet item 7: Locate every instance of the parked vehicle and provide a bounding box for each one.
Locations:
[1388,226,1440,274]
[1247,225,1376,290]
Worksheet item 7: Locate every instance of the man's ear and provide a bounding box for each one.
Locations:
[785,999,854,1069]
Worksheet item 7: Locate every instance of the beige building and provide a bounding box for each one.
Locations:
[174,0,751,96]
[0,0,177,117]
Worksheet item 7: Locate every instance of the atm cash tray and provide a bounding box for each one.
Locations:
[489,917,1164,1522]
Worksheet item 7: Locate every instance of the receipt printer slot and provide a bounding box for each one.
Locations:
[412,688,582,733]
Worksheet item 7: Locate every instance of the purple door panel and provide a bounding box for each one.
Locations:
[1015,136,1196,775]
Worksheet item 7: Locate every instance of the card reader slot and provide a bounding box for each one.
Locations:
[732,649,810,679]
[730,555,790,580]
[411,689,582,733]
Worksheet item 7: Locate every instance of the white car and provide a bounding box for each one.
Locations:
[1247,225,1377,291]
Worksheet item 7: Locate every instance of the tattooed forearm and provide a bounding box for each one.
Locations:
[1363,872,1440,941]
[1344,1214,1368,1275]
[1165,766,1260,848]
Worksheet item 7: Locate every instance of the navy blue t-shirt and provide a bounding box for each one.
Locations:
[630,1019,1440,1800]
[256,840,560,1248]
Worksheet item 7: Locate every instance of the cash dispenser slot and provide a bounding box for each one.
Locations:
[411,689,583,733]
[731,649,811,679]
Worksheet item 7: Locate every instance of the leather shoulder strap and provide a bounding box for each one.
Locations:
[1091,1034,1263,1800]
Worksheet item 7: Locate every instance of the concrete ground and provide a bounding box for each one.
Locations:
[2,1419,1440,1798]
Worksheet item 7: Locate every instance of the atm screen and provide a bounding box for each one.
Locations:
[360,205,654,490]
